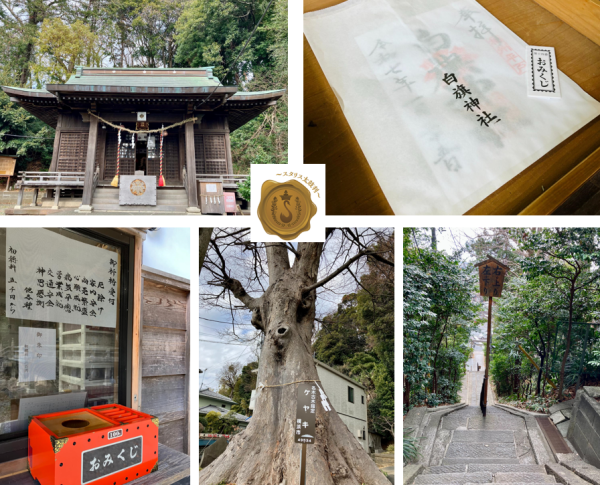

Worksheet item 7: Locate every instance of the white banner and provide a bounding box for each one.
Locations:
[6,229,118,328]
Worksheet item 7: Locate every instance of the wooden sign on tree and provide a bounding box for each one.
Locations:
[475,256,509,298]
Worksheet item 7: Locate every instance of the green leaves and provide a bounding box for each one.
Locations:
[0,93,54,171]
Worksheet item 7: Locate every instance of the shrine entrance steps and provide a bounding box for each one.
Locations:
[407,370,596,485]
[92,186,189,212]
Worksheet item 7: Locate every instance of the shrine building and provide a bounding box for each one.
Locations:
[1,67,284,214]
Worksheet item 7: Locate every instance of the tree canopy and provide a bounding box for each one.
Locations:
[404,227,600,415]
[0,0,287,173]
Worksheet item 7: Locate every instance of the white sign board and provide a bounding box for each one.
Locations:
[205,183,218,193]
[6,229,118,328]
[18,327,56,382]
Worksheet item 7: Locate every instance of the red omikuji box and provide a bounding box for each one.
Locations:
[28,404,159,485]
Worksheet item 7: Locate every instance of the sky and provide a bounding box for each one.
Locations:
[143,228,191,279]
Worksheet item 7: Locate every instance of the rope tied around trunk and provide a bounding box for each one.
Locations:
[87,110,198,133]
[257,379,321,391]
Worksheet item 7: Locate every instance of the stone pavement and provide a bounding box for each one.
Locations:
[410,371,561,484]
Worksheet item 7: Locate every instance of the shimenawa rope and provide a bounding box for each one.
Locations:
[257,379,321,391]
[88,110,197,134]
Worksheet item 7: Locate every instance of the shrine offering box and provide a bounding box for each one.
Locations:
[28,405,159,485]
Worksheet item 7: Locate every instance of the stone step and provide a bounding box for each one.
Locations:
[468,465,546,474]
[442,459,521,465]
[423,465,469,475]
[444,442,517,462]
[414,472,492,484]
[372,454,394,466]
[546,463,593,485]
[91,204,189,212]
[93,190,187,200]
[493,472,555,483]
[452,431,514,443]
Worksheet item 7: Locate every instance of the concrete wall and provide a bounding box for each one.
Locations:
[567,386,600,467]
[316,361,369,451]
[199,395,233,410]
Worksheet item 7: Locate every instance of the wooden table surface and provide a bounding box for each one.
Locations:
[0,445,189,485]
[304,0,600,215]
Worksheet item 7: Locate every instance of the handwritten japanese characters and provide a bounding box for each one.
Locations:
[477,260,507,298]
[18,327,56,382]
[527,46,561,98]
[82,437,142,484]
[295,383,317,444]
[443,73,501,127]
[6,229,118,328]
[456,7,526,75]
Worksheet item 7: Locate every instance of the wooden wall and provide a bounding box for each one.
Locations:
[139,266,190,455]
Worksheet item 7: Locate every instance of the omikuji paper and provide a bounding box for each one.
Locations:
[304,0,600,214]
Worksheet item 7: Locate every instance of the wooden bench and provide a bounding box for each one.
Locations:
[15,171,96,210]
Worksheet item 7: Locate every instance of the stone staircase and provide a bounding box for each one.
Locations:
[92,186,189,212]
[414,464,557,484]
[373,453,395,468]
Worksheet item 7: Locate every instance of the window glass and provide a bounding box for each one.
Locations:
[0,229,122,441]
[348,386,354,403]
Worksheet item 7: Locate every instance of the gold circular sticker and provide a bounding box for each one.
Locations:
[257,179,318,240]
[130,179,147,196]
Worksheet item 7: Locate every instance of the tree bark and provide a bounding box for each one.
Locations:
[558,285,575,398]
[199,243,389,485]
[199,228,213,270]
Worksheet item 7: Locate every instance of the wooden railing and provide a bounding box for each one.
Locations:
[15,171,86,210]
[196,173,249,187]
[17,171,86,187]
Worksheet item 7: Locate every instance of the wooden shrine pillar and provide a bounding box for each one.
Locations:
[184,120,200,212]
[80,115,99,211]
[224,118,234,175]
[49,116,62,172]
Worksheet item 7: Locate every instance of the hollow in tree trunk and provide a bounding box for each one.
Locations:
[199,244,389,485]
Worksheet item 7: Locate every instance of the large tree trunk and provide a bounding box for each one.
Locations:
[199,244,389,485]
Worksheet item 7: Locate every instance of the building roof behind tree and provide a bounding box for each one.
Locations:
[199,405,249,423]
[199,388,237,404]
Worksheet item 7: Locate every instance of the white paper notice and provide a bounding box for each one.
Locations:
[527,46,561,98]
[304,0,600,214]
[6,229,118,328]
[18,327,56,382]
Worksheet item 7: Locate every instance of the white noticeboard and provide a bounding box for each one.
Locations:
[206,184,218,193]
[18,327,56,382]
[6,229,118,328]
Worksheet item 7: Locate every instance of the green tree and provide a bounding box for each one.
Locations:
[403,228,477,408]
[0,93,54,171]
[519,228,600,398]
[32,19,101,84]
[204,411,238,434]
[231,362,258,416]
[313,232,394,440]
